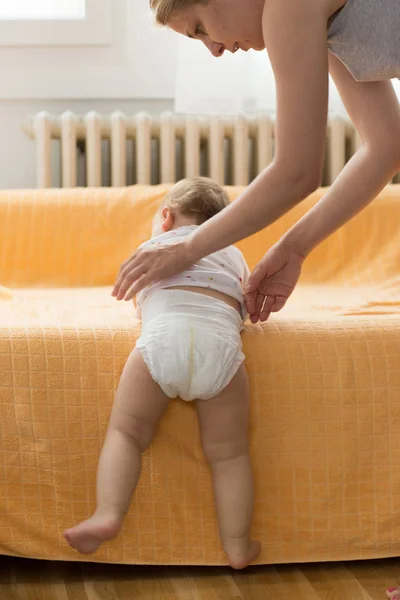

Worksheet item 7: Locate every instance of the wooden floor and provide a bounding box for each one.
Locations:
[0,556,399,599]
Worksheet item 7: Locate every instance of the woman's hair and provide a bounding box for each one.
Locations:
[149,0,208,26]
[161,176,230,224]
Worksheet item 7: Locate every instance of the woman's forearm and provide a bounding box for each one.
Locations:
[282,146,400,256]
[188,163,314,262]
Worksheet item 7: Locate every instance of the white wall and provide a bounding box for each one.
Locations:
[0,0,178,189]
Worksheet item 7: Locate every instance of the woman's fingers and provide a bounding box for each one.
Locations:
[255,293,265,316]
[246,261,268,294]
[259,295,276,322]
[271,295,287,312]
[246,260,269,320]
[113,241,190,300]
[244,290,257,315]
[124,274,153,301]
[260,295,288,321]
[246,291,266,322]
[121,277,143,302]
[248,293,287,323]
[113,247,161,300]
[112,253,139,296]
[112,255,138,297]
[115,261,149,300]
[116,269,145,300]
[246,292,262,323]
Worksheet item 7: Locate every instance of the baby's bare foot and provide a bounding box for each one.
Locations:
[225,538,261,570]
[63,512,122,554]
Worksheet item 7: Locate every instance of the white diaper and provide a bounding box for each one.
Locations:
[136,289,245,401]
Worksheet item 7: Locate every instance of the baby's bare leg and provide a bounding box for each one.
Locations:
[64,349,170,554]
[196,365,260,569]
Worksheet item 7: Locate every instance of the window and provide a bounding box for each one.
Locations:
[0,0,86,20]
[0,0,110,46]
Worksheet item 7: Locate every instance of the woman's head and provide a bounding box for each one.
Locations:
[153,176,230,235]
[150,0,205,26]
[150,0,265,58]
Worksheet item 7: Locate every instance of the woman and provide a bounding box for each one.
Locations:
[113,0,400,323]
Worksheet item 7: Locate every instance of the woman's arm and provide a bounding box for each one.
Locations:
[281,55,400,257]
[187,0,330,262]
[112,0,331,301]
[245,56,400,322]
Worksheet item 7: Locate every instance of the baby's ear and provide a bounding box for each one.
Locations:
[161,207,175,232]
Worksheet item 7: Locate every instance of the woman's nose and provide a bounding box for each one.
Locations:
[203,38,225,57]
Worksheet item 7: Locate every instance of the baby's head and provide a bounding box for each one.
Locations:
[152,176,230,236]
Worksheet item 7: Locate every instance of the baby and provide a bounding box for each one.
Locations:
[64,177,261,569]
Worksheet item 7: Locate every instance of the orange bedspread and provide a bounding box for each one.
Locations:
[1,185,400,565]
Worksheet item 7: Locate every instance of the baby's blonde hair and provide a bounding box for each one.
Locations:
[149,0,208,26]
[161,177,230,224]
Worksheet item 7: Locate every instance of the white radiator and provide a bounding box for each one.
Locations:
[23,111,400,188]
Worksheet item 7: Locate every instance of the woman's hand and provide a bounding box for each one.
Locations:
[112,240,193,301]
[245,242,305,323]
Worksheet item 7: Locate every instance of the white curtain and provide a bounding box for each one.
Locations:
[175,37,399,116]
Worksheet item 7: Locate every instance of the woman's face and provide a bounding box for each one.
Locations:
[168,0,265,58]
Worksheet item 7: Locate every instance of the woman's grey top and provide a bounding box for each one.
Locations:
[327,0,400,81]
